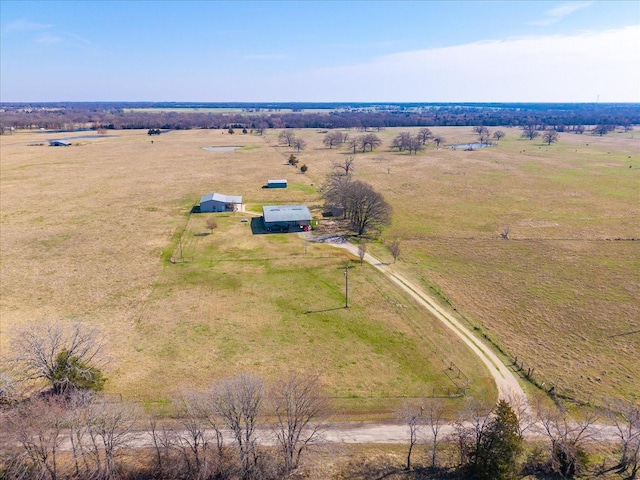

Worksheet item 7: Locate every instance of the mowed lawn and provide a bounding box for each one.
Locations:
[0,128,492,414]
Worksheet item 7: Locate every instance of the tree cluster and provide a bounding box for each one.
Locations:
[0,372,329,480]
[321,162,392,236]
[2,102,638,133]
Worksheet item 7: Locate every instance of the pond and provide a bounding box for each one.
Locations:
[203,146,241,152]
[449,143,493,150]
[55,135,118,140]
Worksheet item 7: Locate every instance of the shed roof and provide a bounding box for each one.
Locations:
[263,205,311,223]
[268,179,287,184]
[200,192,243,204]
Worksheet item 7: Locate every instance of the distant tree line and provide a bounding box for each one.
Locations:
[1,102,638,133]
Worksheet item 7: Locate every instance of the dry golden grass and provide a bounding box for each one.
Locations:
[1,126,637,411]
[0,128,492,414]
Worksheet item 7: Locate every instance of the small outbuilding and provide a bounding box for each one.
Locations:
[200,193,243,212]
[267,179,287,188]
[263,205,311,232]
[49,140,70,147]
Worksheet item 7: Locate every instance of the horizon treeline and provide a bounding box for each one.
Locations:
[1,102,638,132]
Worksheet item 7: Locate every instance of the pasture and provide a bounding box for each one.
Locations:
[1,125,637,412]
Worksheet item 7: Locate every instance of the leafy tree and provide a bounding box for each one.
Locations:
[466,400,523,479]
[288,154,299,167]
[242,128,248,134]
[11,321,106,396]
[300,164,308,174]
[51,349,105,394]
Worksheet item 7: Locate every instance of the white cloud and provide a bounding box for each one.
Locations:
[3,19,53,34]
[530,1,595,27]
[35,34,63,44]
[243,53,289,60]
[271,26,640,102]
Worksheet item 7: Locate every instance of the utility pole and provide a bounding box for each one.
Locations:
[344,265,351,308]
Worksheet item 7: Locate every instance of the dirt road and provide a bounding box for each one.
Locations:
[321,236,528,409]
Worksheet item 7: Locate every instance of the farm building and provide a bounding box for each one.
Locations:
[263,205,311,232]
[267,179,287,188]
[200,193,243,212]
[49,140,70,147]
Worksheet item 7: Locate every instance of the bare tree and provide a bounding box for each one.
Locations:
[347,136,358,154]
[357,241,367,264]
[206,218,218,234]
[320,174,352,219]
[542,128,559,145]
[323,131,345,149]
[84,398,140,480]
[270,372,329,473]
[347,180,392,236]
[10,321,106,395]
[292,137,307,152]
[332,155,355,176]
[388,239,401,263]
[493,130,505,141]
[424,398,446,468]
[357,133,382,153]
[521,123,539,140]
[607,398,640,478]
[391,131,412,152]
[278,129,296,147]
[211,373,264,479]
[417,127,433,145]
[5,396,67,480]
[473,125,490,144]
[537,403,599,477]
[593,123,615,136]
[397,403,423,470]
[433,135,445,147]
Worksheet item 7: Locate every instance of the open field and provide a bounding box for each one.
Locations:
[1,126,638,413]
[0,128,492,415]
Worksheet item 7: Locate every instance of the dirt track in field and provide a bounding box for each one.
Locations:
[318,235,528,410]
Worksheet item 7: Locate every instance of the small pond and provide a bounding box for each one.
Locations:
[449,143,493,150]
[203,146,241,152]
[56,135,118,140]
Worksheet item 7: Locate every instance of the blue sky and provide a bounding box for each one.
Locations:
[1,0,638,102]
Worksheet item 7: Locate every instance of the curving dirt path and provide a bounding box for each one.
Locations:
[322,236,528,410]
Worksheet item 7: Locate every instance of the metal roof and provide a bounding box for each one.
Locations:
[262,205,311,223]
[268,179,287,184]
[200,192,243,204]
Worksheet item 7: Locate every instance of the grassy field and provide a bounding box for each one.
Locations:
[0,128,494,416]
[1,126,637,413]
